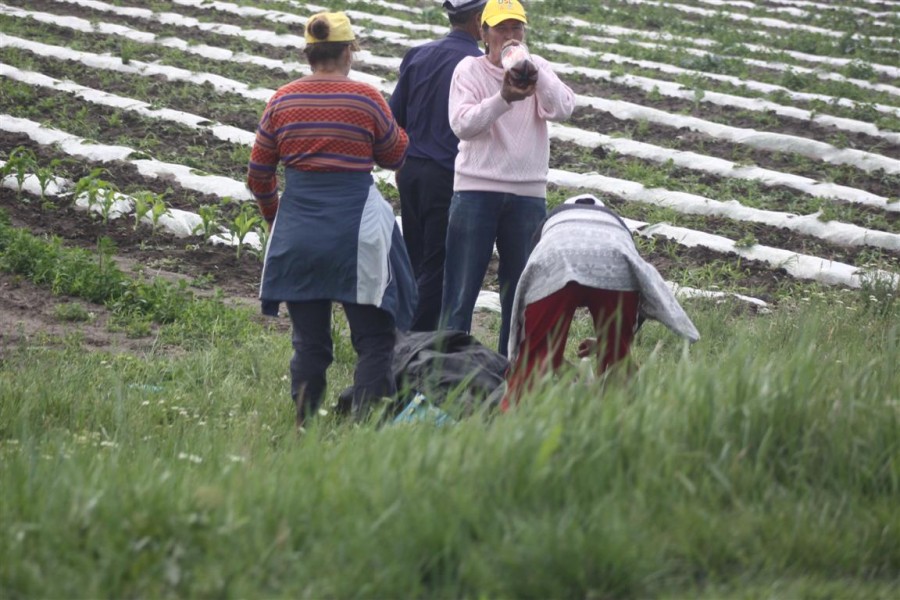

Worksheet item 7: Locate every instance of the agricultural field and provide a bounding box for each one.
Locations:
[1,0,898,598]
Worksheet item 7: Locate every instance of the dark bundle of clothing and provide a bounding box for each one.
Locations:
[338,329,508,415]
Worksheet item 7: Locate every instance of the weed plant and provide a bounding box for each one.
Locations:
[0,216,257,347]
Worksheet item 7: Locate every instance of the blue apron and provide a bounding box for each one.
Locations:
[259,169,416,331]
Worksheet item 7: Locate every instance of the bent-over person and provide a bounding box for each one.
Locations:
[502,195,700,409]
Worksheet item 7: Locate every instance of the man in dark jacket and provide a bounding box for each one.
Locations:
[389,0,487,331]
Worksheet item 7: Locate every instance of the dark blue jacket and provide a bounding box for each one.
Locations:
[389,30,483,172]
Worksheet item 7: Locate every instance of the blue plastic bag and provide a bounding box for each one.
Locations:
[392,393,455,426]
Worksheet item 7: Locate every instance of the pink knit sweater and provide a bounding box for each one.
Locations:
[448,54,575,197]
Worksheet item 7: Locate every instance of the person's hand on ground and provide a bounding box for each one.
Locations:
[576,338,597,358]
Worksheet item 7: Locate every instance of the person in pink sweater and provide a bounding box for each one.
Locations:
[439,0,575,356]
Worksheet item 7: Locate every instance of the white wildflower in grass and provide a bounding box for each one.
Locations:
[140,400,150,406]
[99,441,118,448]
[177,452,203,464]
[226,454,247,463]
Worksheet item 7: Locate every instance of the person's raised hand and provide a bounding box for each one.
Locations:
[501,70,536,103]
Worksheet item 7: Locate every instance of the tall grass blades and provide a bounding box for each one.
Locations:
[1,294,897,597]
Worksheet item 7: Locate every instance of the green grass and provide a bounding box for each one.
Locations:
[2,1,899,595]
[1,216,899,598]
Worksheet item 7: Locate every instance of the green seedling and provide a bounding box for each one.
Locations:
[692,86,706,112]
[228,204,262,259]
[131,191,158,230]
[96,186,121,225]
[734,233,758,249]
[1,146,38,193]
[74,169,120,224]
[252,223,271,261]
[119,39,140,65]
[193,203,222,239]
[149,196,169,234]
[33,158,63,200]
[54,302,93,323]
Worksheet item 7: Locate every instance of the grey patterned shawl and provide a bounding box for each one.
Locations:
[508,206,700,361]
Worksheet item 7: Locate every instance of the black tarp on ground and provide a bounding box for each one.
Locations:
[338,329,508,415]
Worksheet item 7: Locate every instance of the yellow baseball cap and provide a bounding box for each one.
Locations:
[304,11,356,44]
[482,0,527,27]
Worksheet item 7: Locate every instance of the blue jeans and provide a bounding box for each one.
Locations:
[440,191,546,356]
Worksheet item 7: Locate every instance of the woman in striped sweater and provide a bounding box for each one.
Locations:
[247,11,414,428]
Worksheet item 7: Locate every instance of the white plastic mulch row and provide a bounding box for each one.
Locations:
[547,167,900,251]
[170,0,900,130]
[556,19,900,79]
[0,159,259,250]
[572,91,899,175]
[691,0,897,21]
[2,28,897,210]
[572,35,900,99]
[7,61,898,254]
[5,3,900,284]
[3,113,896,294]
[554,61,900,147]
[0,163,768,310]
[48,2,900,154]
[620,0,896,44]
[548,122,896,213]
[0,115,252,202]
[427,1,900,79]
[36,0,900,133]
[543,42,900,117]
[2,64,256,144]
[3,6,899,181]
[705,0,895,18]
[3,32,897,215]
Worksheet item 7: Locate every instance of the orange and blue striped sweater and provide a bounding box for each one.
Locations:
[247,78,408,222]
